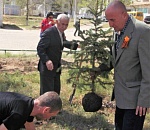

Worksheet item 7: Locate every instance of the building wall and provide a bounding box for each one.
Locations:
[131,0,150,17]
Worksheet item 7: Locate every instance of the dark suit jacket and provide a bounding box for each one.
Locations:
[37,26,78,76]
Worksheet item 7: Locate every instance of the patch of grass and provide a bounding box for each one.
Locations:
[0,52,150,129]
[0,71,40,97]
[0,52,36,58]
[3,15,92,30]
[3,15,42,30]
[0,55,114,129]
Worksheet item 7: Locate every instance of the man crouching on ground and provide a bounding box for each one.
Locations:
[0,91,62,130]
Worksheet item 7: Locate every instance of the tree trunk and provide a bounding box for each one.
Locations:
[26,0,29,26]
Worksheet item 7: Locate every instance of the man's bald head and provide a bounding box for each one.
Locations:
[106,0,127,13]
[105,0,129,32]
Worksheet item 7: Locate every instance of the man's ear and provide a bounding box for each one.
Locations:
[43,107,51,113]
[56,20,58,24]
[123,12,128,19]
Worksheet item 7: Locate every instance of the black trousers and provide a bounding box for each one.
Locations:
[40,72,61,95]
[74,29,80,36]
[115,106,146,130]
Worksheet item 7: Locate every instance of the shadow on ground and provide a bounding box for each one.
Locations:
[37,109,114,130]
[1,24,23,30]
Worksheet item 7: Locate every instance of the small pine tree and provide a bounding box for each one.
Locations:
[67,0,114,104]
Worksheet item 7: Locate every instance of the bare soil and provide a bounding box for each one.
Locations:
[0,57,74,73]
[0,57,38,73]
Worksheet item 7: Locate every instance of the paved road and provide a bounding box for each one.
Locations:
[0,29,40,50]
[0,24,94,54]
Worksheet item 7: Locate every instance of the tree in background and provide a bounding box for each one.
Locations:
[68,0,73,16]
[67,0,114,109]
[16,0,38,25]
[15,0,30,25]
[14,0,132,18]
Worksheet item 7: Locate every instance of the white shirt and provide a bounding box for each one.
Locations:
[55,25,63,45]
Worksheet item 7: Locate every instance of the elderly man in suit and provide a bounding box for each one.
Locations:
[37,14,78,95]
[105,1,150,130]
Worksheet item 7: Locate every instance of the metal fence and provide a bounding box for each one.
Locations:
[0,49,77,55]
[0,49,36,55]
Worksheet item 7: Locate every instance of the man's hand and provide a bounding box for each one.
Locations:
[46,60,54,70]
[25,122,36,130]
[89,71,97,80]
[0,124,7,130]
[77,44,80,48]
[89,68,101,80]
[49,21,52,24]
[136,106,147,116]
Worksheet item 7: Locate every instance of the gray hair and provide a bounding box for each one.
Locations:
[57,13,70,22]
[37,91,62,112]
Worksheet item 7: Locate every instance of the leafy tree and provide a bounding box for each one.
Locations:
[68,0,73,16]
[15,0,28,9]
[15,0,30,25]
[15,0,55,25]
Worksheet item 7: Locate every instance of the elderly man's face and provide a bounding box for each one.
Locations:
[56,18,69,33]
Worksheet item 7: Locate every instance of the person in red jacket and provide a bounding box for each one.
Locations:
[40,12,55,37]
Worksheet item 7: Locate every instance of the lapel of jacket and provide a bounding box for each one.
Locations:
[53,26,63,49]
[115,17,135,63]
